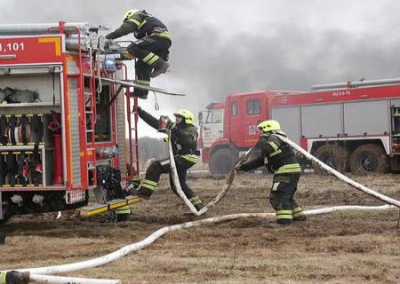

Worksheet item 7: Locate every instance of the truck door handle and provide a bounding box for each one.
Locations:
[0,54,17,59]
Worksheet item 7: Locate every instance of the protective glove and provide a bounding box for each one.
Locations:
[166,118,176,130]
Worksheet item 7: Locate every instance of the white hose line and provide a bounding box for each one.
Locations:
[30,274,120,284]
[276,135,400,208]
[206,146,256,209]
[168,132,206,216]
[14,204,395,276]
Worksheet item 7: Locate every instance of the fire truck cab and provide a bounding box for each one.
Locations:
[200,80,400,175]
[0,22,141,223]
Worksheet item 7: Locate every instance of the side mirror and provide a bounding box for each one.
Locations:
[198,112,204,125]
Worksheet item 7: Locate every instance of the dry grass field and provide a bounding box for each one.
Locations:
[1,172,400,284]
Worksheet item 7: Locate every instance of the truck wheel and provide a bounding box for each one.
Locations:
[313,144,349,174]
[349,144,389,174]
[209,148,237,175]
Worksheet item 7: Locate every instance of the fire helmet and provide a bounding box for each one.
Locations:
[257,120,280,133]
[174,109,194,125]
[123,10,139,21]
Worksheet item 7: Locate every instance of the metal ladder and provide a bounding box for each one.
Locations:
[126,90,140,178]
[85,63,97,186]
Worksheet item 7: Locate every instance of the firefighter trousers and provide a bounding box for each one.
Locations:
[269,173,305,224]
[127,36,171,98]
[140,156,204,210]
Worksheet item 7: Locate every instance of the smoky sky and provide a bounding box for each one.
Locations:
[1,0,400,134]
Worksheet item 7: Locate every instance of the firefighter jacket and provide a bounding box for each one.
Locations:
[137,108,200,163]
[106,10,171,42]
[240,132,301,175]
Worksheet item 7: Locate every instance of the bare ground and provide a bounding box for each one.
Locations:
[1,173,400,284]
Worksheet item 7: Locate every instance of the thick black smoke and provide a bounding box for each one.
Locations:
[1,0,400,114]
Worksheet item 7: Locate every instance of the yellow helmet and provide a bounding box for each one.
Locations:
[257,120,280,133]
[174,109,194,125]
[123,9,139,21]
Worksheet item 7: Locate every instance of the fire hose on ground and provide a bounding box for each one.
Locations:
[3,136,400,284]
[3,205,396,284]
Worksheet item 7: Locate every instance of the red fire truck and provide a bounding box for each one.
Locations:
[199,80,400,175]
[0,22,151,223]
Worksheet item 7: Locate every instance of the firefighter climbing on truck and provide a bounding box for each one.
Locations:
[106,9,172,98]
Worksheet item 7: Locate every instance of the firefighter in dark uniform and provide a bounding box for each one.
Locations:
[106,9,171,98]
[128,107,205,211]
[237,120,306,225]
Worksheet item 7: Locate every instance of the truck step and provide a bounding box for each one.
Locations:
[79,196,142,217]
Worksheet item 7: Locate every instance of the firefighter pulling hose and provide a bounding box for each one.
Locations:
[277,133,400,208]
[126,108,206,215]
[210,119,400,224]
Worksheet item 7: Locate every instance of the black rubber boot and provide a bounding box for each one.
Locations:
[150,61,170,78]
[128,187,153,199]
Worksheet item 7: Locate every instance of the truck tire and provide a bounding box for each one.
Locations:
[313,144,349,174]
[349,144,389,174]
[209,148,237,175]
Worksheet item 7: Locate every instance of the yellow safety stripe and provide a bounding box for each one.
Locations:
[138,19,147,29]
[189,196,202,205]
[269,142,280,151]
[276,163,301,174]
[292,207,303,214]
[115,206,131,214]
[142,52,157,63]
[151,30,171,41]
[293,211,305,218]
[136,79,150,86]
[270,149,282,157]
[127,18,141,27]
[163,137,169,143]
[276,210,293,220]
[142,179,157,190]
[144,179,157,186]
[147,56,160,65]
[0,271,6,284]
[181,154,198,163]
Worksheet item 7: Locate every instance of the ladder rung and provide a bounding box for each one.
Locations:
[86,111,93,114]
[87,147,95,151]
[86,130,94,133]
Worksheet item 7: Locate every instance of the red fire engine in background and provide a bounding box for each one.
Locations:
[199,79,400,175]
[0,22,143,223]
